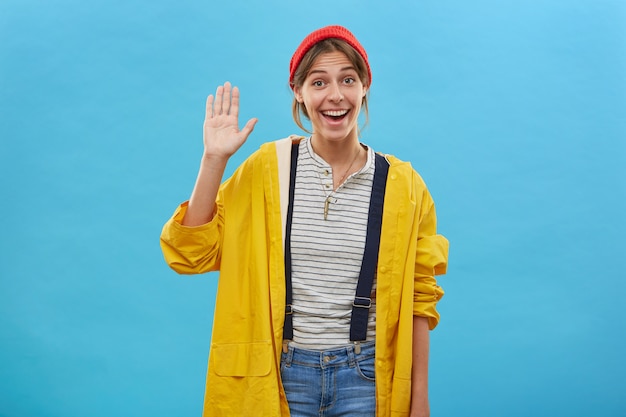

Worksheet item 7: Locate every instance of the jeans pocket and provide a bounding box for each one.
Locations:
[280,351,289,372]
[355,355,376,381]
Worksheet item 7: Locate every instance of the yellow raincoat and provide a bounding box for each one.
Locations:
[160,136,448,416]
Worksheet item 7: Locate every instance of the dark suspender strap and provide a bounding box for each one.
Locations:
[349,153,390,341]
[283,142,299,341]
[283,147,390,343]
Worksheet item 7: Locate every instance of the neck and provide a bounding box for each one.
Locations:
[310,133,361,166]
[310,134,366,191]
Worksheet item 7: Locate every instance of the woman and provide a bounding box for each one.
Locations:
[160,25,448,417]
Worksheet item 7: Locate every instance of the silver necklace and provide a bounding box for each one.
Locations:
[335,147,361,187]
[324,147,361,220]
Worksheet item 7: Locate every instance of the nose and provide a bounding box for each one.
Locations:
[328,82,343,102]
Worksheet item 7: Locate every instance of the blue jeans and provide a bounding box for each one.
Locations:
[280,342,376,417]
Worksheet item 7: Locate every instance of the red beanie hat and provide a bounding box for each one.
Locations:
[289,25,371,89]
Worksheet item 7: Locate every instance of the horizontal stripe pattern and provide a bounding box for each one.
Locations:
[289,137,377,350]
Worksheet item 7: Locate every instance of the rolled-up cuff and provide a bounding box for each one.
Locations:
[161,201,219,246]
[413,280,444,329]
[160,201,221,274]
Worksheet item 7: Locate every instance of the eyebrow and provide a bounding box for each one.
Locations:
[308,66,357,75]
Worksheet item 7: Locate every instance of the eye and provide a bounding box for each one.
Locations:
[312,80,325,87]
[344,77,356,85]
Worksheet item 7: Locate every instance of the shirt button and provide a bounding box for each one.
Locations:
[324,169,330,176]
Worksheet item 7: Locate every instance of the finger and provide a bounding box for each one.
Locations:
[222,81,232,115]
[205,94,214,118]
[240,118,258,139]
[230,86,241,118]
[214,85,224,115]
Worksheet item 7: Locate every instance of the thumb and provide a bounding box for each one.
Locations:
[240,118,258,138]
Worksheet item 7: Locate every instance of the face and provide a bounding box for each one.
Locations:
[294,50,368,143]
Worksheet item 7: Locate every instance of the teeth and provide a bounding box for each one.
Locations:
[323,110,348,117]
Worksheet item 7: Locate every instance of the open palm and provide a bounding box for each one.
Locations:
[203,81,257,159]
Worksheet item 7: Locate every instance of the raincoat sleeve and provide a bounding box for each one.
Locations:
[160,147,265,275]
[413,182,449,329]
[160,198,224,275]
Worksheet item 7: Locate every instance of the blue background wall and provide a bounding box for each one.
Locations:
[1,0,624,416]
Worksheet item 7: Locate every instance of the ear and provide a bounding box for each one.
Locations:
[294,86,304,103]
[362,85,369,97]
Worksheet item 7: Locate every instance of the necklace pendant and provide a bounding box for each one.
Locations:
[324,197,331,220]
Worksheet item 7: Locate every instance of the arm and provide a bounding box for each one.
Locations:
[182,81,257,226]
[410,316,430,417]
[410,180,448,416]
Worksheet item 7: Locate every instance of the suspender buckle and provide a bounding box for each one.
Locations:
[353,341,362,355]
[285,304,293,315]
[352,297,371,309]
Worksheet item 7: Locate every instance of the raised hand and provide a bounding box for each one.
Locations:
[203,81,258,159]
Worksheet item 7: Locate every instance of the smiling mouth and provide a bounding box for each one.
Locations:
[322,109,349,121]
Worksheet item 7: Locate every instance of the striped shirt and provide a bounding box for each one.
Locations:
[289,137,377,350]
